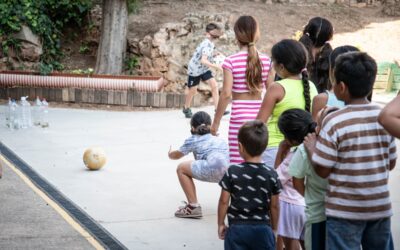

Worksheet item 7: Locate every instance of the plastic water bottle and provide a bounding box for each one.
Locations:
[33,96,42,126]
[20,96,32,129]
[10,100,20,130]
[5,97,12,128]
[41,98,49,128]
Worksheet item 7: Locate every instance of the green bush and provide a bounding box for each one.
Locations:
[0,0,92,74]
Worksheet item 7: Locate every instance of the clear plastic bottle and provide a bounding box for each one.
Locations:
[10,100,20,130]
[20,96,32,129]
[41,98,49,128]
[33,96,42,126]
[5,97,12,128]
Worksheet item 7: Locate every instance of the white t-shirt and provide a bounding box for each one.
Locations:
[187,39,214,77]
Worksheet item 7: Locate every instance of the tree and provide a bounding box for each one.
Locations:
[95,0,128,75]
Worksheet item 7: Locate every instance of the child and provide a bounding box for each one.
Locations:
[211,15,274,164]
[168,111,229,218]
[305,52,397,249]
[256,39,318,168]
[311,45,359,120]
[379,93,400,138]
[286,107,338,250]
[274,109,323,250]
[299,17,333,93]
[217,120,281,250]
[183,23,227,118]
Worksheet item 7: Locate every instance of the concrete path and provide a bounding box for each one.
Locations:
[0,157,96,250]
[0,97,399,249]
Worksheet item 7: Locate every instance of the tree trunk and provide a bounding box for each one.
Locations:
[95,0,128,75]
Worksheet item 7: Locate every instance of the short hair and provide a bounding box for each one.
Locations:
[206,23,220,33]
[334,52,377,98]
[238,120,268,157]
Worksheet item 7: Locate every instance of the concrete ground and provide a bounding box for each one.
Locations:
[0,93,399,249]
[0,156,96,249]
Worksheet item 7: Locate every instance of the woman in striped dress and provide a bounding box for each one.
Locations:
[211,16,274,164]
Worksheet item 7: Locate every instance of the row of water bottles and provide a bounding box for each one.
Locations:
[6,96,49,130]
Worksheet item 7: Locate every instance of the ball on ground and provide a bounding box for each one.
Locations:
[83,147,107,170]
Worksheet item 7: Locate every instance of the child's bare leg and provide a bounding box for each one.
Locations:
[276,236,284,250]
[184,86,197,109]
[206,78,219,109]
[176,161,198,204]
[282,237,301,250]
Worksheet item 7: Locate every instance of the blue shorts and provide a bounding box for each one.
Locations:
[191,153,228,183]
[225,224,275,250]
[326,216,393,250]
[187,71,213,88]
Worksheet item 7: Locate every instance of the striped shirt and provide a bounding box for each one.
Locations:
[222,51,271,93]
[312,104,397,220]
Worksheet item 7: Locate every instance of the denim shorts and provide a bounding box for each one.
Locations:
[326,216,393,250]
[225,224,275,250]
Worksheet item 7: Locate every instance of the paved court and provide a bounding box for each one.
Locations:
[0,99,399,249]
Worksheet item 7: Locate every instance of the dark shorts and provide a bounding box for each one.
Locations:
[225,224,275,250]
[187,70,213,88]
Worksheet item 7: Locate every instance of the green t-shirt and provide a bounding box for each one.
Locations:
[267,79,318,147]
[288,144,327,224]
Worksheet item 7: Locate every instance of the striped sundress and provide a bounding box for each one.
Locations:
[222,51,272,164]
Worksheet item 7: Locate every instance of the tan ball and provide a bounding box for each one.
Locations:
[83,147,107,170]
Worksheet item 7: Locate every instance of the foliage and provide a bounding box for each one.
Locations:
[79,43,90,54]
[0,0,92,74]
[125,55,139,75]
[128,0,140,14]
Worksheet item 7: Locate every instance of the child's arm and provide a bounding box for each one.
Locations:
[293,177,305,196]
[270,194,279,234]
[201,55,222,71]
[256,83,284,123]
[274,140,292,168]
[212,69,233,135]
[217,189,230,240]
[168,146,184,160]
[378,95,400,139]
[312,93,328,122]
[304,133,334,178]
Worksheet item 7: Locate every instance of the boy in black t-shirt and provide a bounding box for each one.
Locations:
[218,120,282,250]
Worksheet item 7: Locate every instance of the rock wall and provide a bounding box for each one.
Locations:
[127,12,238,93]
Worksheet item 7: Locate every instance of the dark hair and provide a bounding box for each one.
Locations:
[234,16,262,94]
[271,39,311,112]
[299,17,334,93]
[334,52,377,98]
[278,109,316,144]
[206,23,219,33]
[328,45,360,90]
[191,111,212,135]
[238,120,268,157]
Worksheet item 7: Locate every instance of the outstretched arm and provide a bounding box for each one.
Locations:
[211,69,233,135]
[378,95,400,139]
[168,146,184,160]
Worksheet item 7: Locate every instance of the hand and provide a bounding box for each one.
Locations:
[211,123,219,136]
[304,133,317,158]
[218,224,227,240]
[168,146,172,159]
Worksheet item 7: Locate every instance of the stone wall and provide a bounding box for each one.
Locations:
[127,12,238,93]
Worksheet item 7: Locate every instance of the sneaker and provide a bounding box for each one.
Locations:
[182,107,193,118]
[175,202,202,218]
